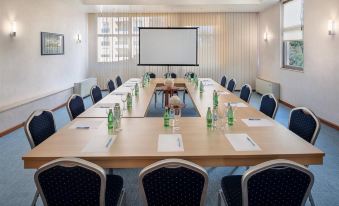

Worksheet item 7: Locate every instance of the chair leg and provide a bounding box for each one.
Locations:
[218,191,221,206]
[229,167,239,175]
[31,190,39,206]
[309,192,315,206]
[154,92,157,108]
[117,188,126,206]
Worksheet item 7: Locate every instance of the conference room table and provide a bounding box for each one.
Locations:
[22,78,324,169]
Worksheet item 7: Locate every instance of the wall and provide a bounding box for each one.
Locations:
[0,0,89,133]
[88,13,259,90]
[259,0,339,125]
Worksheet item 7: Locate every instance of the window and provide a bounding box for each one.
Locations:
[282,0,304,71]
[97,16,151,63]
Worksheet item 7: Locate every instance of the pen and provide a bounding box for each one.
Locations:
[106,137,113,148]
[177,138,181,148]
[249,118,261,121]
[76,126,90,129]
[246,137,256,147]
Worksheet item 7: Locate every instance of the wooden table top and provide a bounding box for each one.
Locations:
[22,78,325,169]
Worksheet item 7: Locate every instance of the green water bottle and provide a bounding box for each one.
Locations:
[127,93,132,108]
[213,90,219,107]
[206,107,213,128]
[199,81,204,93]
[108,108,114,129]
[135,83,139,96]
[163,107,170,128]
[227,102,234,126]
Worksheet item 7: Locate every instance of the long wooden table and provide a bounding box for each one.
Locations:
[22,78,324,169]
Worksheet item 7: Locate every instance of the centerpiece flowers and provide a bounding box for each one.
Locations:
[164,78,174,90]
[169,95,185,115]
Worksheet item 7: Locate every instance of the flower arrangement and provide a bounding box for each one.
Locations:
[164,78,174,89]
[169,95,184,109]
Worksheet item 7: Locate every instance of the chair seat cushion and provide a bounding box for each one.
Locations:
[221,175,242,206]
[105,174,124,206]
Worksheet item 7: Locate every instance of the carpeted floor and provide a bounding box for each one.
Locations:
[0,91,338,206]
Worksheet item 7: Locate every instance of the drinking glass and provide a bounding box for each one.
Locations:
[174,108,181,125]
[169,107,175,127]
[121,95,127,111]
[131,86,135,96]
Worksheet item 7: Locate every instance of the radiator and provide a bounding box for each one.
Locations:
[255,78,280,100]
[73,78,97,98]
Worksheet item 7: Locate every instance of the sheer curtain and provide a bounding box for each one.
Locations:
[88,12,258,90]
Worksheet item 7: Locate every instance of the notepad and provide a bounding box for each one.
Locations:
[111,92,128,95]
[218,91,230,96]
[82,135,117,153]
[242,119,274,127]
[69,120,104,130]
[203,82,214,86]
[95,103,116,108]
[128,78,141,82]
[225,133,261,151]
[224,102,248,108]
[123,84,135,88]
[158,134,184,152]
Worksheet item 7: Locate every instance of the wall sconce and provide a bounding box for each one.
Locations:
[76,33,82,43]
[264,31,268,42]
[10,21,17,37]
[328,20,336,35]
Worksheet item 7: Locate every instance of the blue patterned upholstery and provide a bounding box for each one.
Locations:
[142,167,205,206]
[221,167,312,206]
[220,76,227,88]
[37,165,123,206]
[227,79,236,92]
[107,80,115,93]
[116,76,123,87]
[164,72,177,78]
[146,72,156,78]
[69,96,85,119]
[289,109,318,143]
[91,86,102,104]
[259,95,277,118]
[27,111,56,147]
[240,85,251,102]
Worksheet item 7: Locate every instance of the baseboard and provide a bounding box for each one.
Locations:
[280,100,339,130]
[0,102,67,138]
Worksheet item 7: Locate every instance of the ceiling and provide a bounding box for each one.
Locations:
[82,0,279,13]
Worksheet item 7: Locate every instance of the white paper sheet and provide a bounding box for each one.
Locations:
[242,119,274,127]
[82,135,117,153]
[111,92,128,96]
[224,102,248,108]
[225,133,261,151]
[128,78,141,83]
[69,120,104,130]
[157,134,184,152]
[218,91,230,96]
[95,103,116,108]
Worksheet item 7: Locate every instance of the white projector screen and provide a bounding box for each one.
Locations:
[138,27,198,66]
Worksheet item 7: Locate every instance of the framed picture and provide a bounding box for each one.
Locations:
[41,32,64,55]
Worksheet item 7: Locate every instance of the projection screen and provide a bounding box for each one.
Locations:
[138,27,199,66]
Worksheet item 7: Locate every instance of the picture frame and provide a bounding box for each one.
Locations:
[41,32,64,55]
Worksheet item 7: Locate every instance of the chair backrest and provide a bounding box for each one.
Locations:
[90,85,102,104]
[164,72,177,79]
[184,72,196,79]
[288,107,320,145]
[242,159,314,206]
[35,158,106,206]
[240,84,252,103]
[115,75,123,87]
[107,79,115,93]
[24,110,56,149]
[146,72,156,78]
[67,94,85,120]
[139,159,208,206]
[226,78,236,92]
[259,93,278,119]
[220,76,227,88]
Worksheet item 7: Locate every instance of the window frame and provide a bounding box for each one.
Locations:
[281,0,304,72]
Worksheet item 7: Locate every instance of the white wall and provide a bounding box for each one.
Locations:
[259,0,339,125]
[0,0,89,132]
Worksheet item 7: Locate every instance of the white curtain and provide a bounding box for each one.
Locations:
[88,12,259,90]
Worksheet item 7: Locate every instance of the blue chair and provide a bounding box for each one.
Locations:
[218,159,314,206]
[67,94,85,120]
[259,93,278,119]
[220,76,227,88]
[24,110,57,206]
[115,76,123,87]
[146,72,156,78]
[227,78,236,93]
[288,107,320,145]
[107,79,116,93]
[239,84,252,103]
[139,159,208,206]
[164,72,177,79]
[34,158,125,206]
[90,85,103,104]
